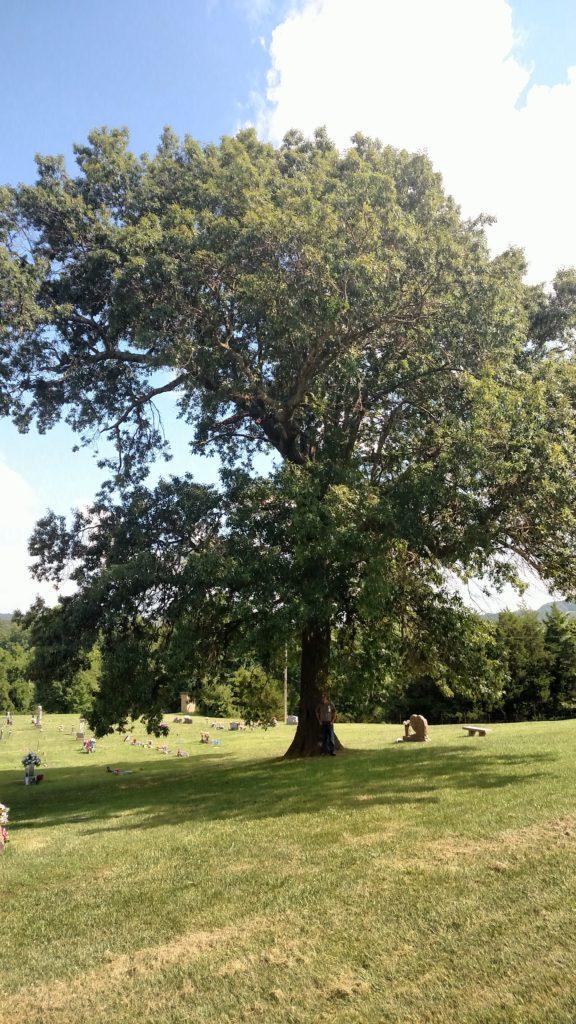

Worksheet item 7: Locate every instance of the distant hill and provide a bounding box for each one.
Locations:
[533,601,576,620]
[0,613,13,637]
[483,601,576,622]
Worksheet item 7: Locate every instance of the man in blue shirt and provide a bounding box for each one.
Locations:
[316,693,337,755]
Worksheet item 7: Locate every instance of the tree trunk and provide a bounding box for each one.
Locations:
[284,618,343,757]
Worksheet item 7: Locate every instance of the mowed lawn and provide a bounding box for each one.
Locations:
[1,715,576,1024]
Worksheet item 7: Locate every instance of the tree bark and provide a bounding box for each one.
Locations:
[284,618,343,757]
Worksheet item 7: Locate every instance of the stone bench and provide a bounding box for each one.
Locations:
[462,725,492,737]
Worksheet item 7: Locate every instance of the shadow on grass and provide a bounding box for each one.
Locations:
[2,740,558,837]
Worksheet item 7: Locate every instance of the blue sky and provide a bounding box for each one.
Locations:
[1,0,288,184]
[1,0,575,611]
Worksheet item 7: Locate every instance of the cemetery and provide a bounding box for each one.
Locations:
[1,710,576,1023]
[2,4,576,1021]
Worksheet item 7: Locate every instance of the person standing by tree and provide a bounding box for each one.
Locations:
[317,693,337,756]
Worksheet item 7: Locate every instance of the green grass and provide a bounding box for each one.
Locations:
[1,715,576,1023]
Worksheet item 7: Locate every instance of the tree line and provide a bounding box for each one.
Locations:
[3,605,575,726]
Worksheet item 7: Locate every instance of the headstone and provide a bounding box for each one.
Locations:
[401,714,429,741]
[35,705,43,728]
[286,715,299,725]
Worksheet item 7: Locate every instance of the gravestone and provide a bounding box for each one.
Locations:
[400,714,429,742]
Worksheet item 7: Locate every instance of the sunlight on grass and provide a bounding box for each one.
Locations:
[1,715,576,1023]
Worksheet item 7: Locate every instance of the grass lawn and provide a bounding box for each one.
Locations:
[1,714,576,1024]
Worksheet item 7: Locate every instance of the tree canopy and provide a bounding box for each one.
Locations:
[0,618,35,714]
[2,126,576,753]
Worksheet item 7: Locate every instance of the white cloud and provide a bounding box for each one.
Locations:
[257,0,576,283]
[0,458,69,613]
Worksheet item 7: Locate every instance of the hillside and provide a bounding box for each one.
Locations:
[483,600,576,622]
[533,600,576,620]
[0,612,13,637]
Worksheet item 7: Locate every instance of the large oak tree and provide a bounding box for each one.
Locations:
[2,127,576,754]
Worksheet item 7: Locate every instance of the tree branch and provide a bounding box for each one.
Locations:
[103,372,189,433]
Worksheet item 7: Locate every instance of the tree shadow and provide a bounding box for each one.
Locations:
[2,740,558,838]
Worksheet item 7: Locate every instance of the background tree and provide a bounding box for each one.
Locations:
[231,664,283,727]
[23,600,100,715]
[543,605,576,716]
[2,127,576,754]
[495,611,551,720]
[196,680,237,719]
[0,619,35,713]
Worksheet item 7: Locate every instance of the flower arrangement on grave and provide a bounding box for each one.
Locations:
[0,803,9,851]
[22,752,41,768]
[158,722,169,737]
[22,751,42,784]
